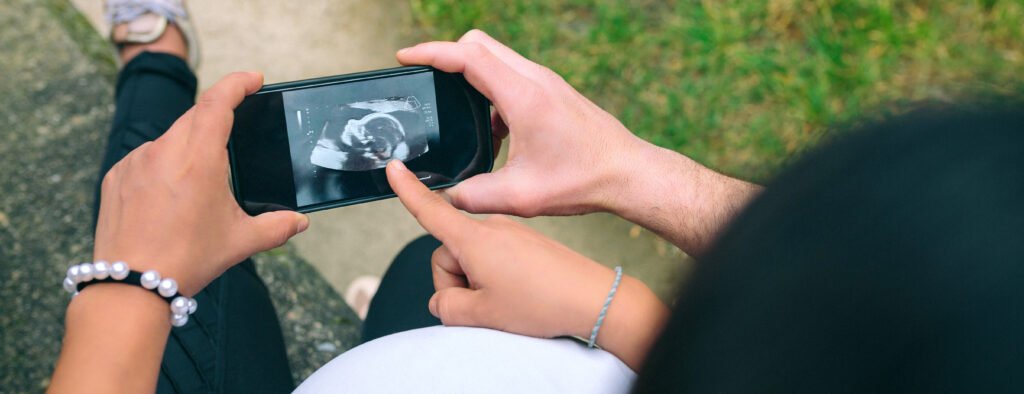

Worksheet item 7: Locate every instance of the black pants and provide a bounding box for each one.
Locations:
[97,52,440,393]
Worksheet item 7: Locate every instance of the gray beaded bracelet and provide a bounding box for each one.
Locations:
[64,261,197,327]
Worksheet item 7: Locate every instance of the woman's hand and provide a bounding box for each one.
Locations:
[51,72,308,394]
[92,71,309,295]
[397,30,760,255]
[386,160,668,370]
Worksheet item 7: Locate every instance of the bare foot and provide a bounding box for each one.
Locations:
[119,24,188,64]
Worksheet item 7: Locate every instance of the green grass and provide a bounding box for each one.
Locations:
[410,0,1024,182]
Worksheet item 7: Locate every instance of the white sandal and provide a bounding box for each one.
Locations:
[344,275,382,320]
[105,0,200,70]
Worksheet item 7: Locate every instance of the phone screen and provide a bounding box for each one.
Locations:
[230,67,492,214]
[284,72,441,207]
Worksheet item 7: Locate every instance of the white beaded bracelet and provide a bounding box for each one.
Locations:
[64,261,197,327]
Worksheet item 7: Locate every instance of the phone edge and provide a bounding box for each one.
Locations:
[255,66,434,95]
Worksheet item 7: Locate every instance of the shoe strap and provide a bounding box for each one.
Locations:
[105,0,188,25]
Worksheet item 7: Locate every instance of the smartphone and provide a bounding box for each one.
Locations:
[228,66,493,214]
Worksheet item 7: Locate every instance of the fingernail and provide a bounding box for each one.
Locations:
[428,293,439,317]
[388,160,407,172]
[397,47,411,55]
[296,214,310,233]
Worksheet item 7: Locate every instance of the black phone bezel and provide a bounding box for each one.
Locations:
[228,66,493,214]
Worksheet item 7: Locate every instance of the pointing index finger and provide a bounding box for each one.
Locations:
[386,160,475,247]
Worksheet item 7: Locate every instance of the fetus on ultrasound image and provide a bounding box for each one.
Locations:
[283,71,440,207]
[307,97,431,171]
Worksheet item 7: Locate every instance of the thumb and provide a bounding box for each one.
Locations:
[446,171,521,214]
[244,211,310,251]
[429,287,483,327]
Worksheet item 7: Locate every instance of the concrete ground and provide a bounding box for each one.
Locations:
[71,0,691,301]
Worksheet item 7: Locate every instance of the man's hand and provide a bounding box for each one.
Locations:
[398,30,646,217]
[398,30,761,255]
[93,71,309,295]
[387,160,668,370]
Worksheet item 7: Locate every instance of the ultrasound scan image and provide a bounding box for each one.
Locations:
[283,71,440,207]
[307,97,430,171]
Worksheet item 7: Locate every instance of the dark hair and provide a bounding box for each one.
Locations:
[634,103,1024,392]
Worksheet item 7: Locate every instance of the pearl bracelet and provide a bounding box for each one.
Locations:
[63,261,197,327]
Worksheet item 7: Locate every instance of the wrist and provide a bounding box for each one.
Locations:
[599,139,697,217]
[598,139,761,255]
[593,275,669,370]
[561,263,624,340]
[584,136,648,214]
[66,282,169,323]
[66,260,200,327]
[52,285,170,393]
